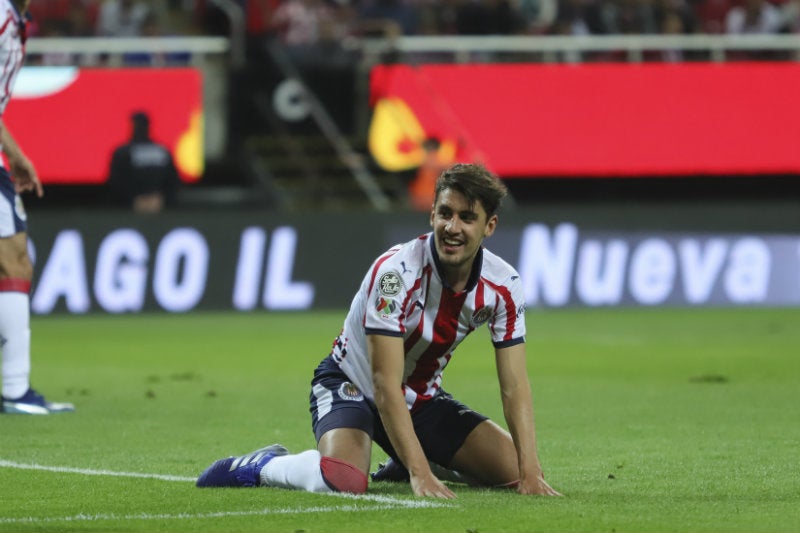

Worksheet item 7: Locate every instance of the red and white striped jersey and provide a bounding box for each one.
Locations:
[330,232,526,411]
[0,0,25,118]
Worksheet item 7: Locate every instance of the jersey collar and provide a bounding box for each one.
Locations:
[427,232,483,293]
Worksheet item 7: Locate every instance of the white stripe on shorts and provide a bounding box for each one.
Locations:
[0,188,17,237]
[312,383,333,420]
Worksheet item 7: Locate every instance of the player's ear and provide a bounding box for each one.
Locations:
[429,207,435,228]
[484,214,498,238]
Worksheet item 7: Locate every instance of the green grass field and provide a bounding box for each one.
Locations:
[1,308,798,533]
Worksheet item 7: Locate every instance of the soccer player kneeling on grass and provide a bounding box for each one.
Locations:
[196,163,560,498]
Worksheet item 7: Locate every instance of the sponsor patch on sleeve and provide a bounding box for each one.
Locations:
[377,271,402,296]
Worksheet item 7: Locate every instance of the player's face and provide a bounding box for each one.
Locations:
[430,188,497,275]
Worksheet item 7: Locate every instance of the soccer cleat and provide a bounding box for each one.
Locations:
[1,388,75,415]
[370,457,410,483]
[196,444,289,488]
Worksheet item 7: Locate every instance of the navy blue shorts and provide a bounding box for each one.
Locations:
[0,168,27,238]
[309,356,488,467]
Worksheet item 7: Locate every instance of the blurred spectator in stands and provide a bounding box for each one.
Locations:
[246,0,281,40]
[423,0,462,34]
[552,0,613,60]
[65,1,97,36]
[107,112,181,214]
[357,0,418,36]
[657,7,691,59]
[694,0,733,33]
[602,0,658,34]
[519,0,558,34]
[27,0,99,36]
[655,0,697,32]
[454,0,521,35]
[270,0,334,45]
[653,0,697,60]
[122,11,192,66]
[552,0,607,34]
[725,0,784,58]
[724,0,782,33]
[96,0,150,37]
[266,0,357,68]
[782,0,800,33]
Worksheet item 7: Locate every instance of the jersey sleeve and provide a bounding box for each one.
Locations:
[363,260,408,338]
[488,271,526,348]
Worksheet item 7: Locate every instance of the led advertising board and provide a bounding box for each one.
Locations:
[369,63,800,177]
[4,67,203,184]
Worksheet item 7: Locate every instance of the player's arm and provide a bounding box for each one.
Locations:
[495,342,561,496]
[368,333,456,499]
[0,121,42,197]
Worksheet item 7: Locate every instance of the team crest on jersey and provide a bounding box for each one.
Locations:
[14,196,27,222]
[376,296,398,318]
[337,382,364,402]
[471,307,492,326]
[377,271,402,296]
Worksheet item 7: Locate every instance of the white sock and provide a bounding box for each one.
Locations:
[260,450,332,493]
[0,292,31,399]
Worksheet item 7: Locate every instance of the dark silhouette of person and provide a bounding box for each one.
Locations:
[107,111,180,213]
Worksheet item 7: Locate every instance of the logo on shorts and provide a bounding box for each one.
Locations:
[337,382,364,402]
[377,271,402,296]
[471,307,492,326]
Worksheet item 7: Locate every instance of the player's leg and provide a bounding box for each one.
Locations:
[0,180,74,415]
[371,391,518,488]
[447,419,520,487]
[197,357,372,493]
[260,427,370,494]
[196,429,371,494]
[272,358,374,494]
[0,232,34,403]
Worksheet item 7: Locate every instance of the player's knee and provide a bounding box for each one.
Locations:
[319,456,368,494]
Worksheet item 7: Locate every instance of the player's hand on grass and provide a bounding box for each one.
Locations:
[410,471,457,499]
[517,473,562,496]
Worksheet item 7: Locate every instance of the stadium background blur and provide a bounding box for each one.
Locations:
[13,0,800,314]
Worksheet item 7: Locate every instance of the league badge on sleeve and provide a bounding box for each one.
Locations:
[376,296,398,319]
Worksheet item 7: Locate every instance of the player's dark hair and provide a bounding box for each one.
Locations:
[434,163,508,217]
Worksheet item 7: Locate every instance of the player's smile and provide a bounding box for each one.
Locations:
[441,235,464,253]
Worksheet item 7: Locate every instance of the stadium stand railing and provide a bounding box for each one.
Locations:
[357,34,800,64]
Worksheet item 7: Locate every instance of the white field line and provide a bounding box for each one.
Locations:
[0,459,451,525]
[0,459,196,482]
